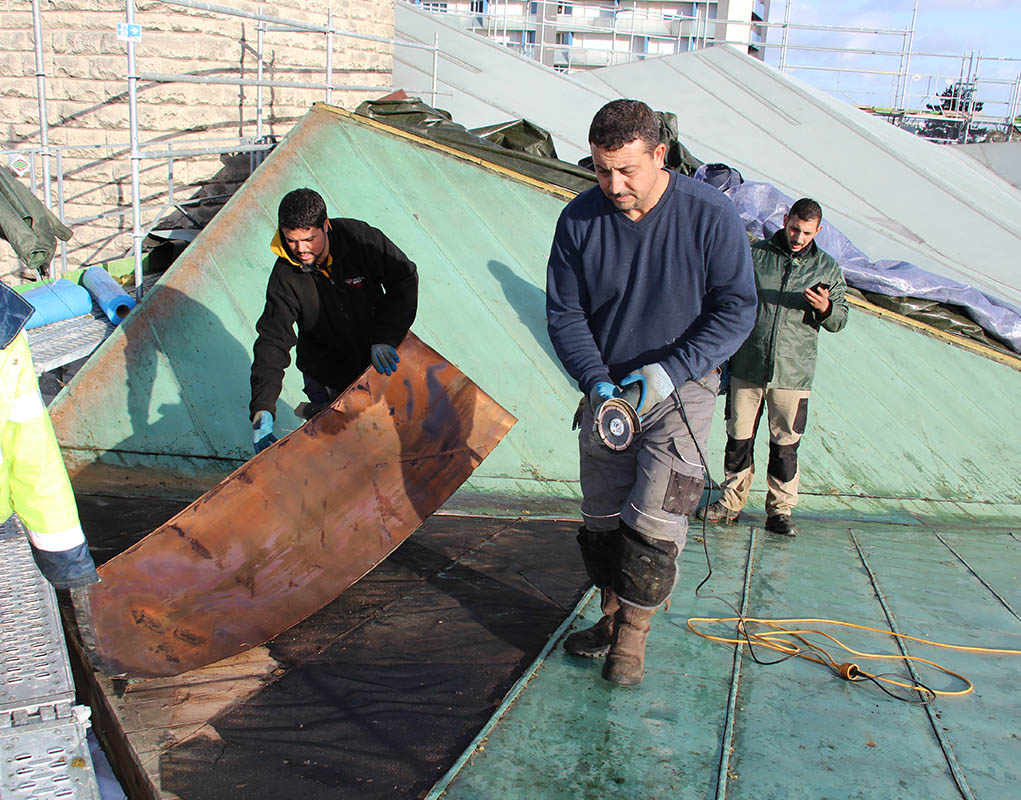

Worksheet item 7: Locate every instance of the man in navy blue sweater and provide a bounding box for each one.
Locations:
[546,99,756,685]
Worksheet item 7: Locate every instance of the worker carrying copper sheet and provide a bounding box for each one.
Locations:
[248,188,419,452]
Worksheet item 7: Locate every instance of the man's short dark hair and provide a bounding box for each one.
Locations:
[278,188,327,230]
[789,198,822,223]
[588,99,660,153]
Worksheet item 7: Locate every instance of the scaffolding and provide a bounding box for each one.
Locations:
[6,1,1020,290]
[7,0,442,291]
[421,0,1021,141]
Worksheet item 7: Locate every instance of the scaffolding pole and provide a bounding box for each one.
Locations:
[30,0,52,211]
[125,0,145,302]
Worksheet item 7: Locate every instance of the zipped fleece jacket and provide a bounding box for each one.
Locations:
[547,170,757,393]
[250,218,418,419]
[1,282,98,589]
[728,230,848,390]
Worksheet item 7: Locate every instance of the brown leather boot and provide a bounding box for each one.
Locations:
[563,589,620,658]
[602,603,657,685]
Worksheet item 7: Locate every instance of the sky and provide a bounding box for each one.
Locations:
[761,1,1021,120]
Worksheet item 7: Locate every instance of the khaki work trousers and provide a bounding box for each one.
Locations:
[719,377,811,517]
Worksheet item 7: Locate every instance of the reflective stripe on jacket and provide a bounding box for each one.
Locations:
[728,231,848,390]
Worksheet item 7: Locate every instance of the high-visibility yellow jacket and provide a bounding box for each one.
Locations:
[2,282,97,588]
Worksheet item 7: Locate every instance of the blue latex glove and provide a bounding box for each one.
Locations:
[252,410,277,454]
[370,343,400,375]
[588,380,621,414]
[620,363,674,415]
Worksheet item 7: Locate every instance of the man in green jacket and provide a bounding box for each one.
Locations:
[697,198,848,536]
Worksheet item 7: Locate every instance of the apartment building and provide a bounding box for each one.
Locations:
[407,0,770,71]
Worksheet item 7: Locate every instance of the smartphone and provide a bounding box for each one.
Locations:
[811,282,830,292]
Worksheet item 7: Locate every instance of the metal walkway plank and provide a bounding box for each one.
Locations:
[0,519,75,714]
[0,519,101,799]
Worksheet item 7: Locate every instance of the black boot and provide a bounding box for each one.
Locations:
[564,588,619,658]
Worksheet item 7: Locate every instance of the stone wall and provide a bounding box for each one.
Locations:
[1,0,398,280]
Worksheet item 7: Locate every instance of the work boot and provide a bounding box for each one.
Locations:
[765,514,797,536]
[602,603,658,686]
[696,501,740,523]
[563,589,619,658]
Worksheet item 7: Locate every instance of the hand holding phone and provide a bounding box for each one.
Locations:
[803,282,831,313]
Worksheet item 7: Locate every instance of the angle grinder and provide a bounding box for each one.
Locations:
[594,382,643,451]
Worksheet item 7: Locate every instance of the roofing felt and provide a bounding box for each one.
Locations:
[49,104,1021,525]
[394,4,1021,312]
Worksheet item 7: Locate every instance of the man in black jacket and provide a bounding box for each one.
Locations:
[249,188,418,454]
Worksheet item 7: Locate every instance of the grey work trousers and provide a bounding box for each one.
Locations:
[579,372,719,548]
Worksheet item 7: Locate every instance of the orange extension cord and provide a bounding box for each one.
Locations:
[686,615,1021,699]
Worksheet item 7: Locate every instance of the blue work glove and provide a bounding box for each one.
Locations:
[370,343,400,375]
[719,360,730,395]
[620,363,674,415]
[252,410,277,454]
[588,380,621,414]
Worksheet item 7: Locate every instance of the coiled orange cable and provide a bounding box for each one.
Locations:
[687,616,1021,698]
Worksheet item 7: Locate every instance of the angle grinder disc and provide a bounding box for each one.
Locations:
[595,397,641,451]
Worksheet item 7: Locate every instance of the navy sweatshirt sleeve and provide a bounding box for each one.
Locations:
[546,211,612,393]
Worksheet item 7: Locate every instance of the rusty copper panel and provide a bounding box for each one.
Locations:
[83,333,515,678]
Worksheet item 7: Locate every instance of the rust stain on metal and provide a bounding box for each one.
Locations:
[85,333,515,678]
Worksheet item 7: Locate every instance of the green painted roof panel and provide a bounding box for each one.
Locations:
[49,105,1021,521]
[433,522,1021,799]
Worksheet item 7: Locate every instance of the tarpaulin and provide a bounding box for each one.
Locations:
[355,97,598,194]
[726,180,1021,354]
[0,168,72,277]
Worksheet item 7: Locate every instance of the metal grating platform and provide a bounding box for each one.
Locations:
[0,518,101,799]
[0,713,100,800]
[25,313,116,376]
[25,273,160,376]
[0,518,75,714]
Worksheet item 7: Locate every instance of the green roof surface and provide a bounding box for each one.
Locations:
[46,104,1021,798]
[50,105,1021,522]
[432,520,1020,799]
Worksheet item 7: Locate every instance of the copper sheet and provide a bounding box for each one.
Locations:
[84,333,515,677]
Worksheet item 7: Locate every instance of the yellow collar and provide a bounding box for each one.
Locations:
[270,226,334,275]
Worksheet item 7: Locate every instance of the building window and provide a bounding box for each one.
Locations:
[633,36,648,54]
[557,2,573,14]
[421,1,448,11]
[526,30,536,44]
[471,0,488,12]
[556,31,574,46]
[530,2,538,13]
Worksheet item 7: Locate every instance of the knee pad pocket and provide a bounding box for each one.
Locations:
[612,527,678,608]
[768,440,800,483]
[724,436,755,474]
